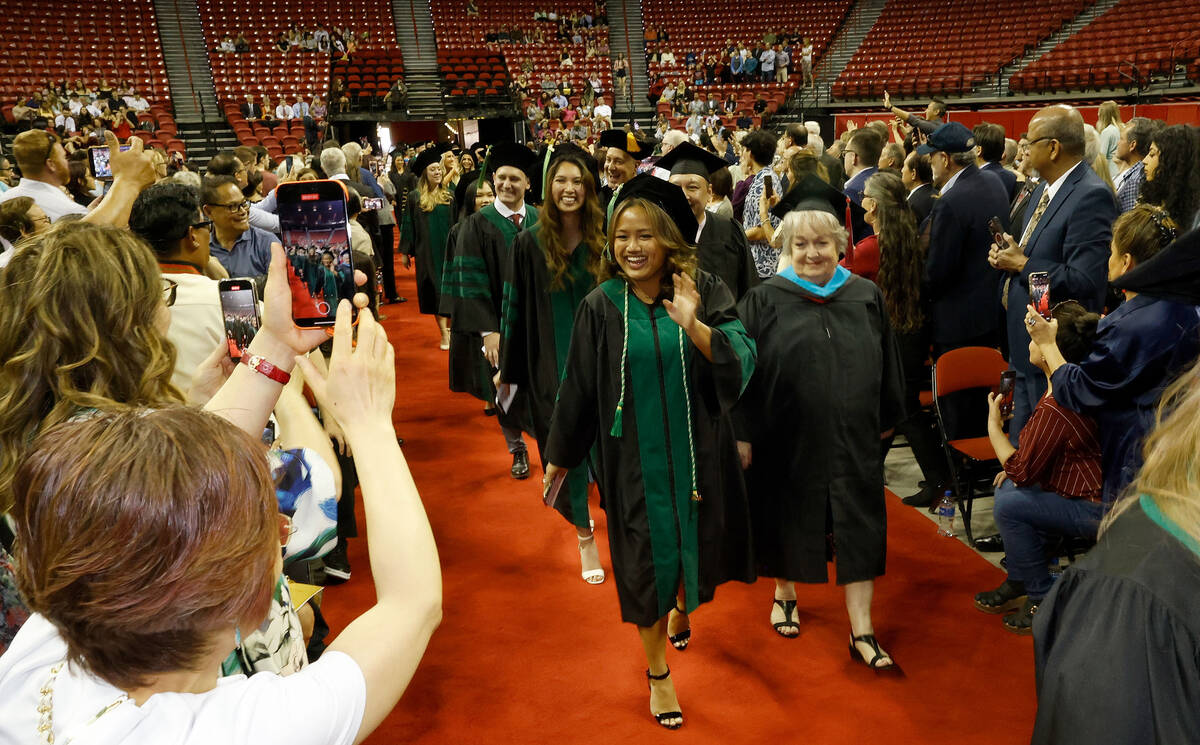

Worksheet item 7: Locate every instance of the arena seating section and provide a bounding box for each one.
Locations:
[1010,0,1200,93]
[833,0,1093,99]
[437,49,512,102]
[430,0,612,106]
[331,49,407,104]
[200,0,399,106]
[0,0,177,140]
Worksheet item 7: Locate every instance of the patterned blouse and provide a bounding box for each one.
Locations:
[742,167,783,278]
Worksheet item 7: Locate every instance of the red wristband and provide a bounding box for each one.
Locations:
[241,354,291,385]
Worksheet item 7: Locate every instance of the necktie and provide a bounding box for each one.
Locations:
[1019,189,1051,249]
[509,213,522,229]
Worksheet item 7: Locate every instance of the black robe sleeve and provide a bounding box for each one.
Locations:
[694,270,756,415]
[730,219,760,300]
[498,230,535,389]
[437,223,462,317]
[544,296,602,470]
[732,286,768,442]
[445,214,506,334]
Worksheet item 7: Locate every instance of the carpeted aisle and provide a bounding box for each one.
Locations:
[321,266,1037,745]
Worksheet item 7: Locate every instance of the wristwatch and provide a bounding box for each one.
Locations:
[241,354,291,385]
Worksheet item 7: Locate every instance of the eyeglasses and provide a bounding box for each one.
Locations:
[161,277,177,307]
[191,218,214,231]
[40,132,57,164]
[1027,136,1057,148]
[207,200,250,213]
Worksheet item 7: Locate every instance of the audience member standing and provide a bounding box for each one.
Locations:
[1111,117,1158,213]
[902,150,935,225]
[842,128,882,239]
[201,175,274,281]
[975,122,1017,201]
[740,129,782,277]
[922,122,1009,353]
[0,131,87,222]
[1139,124,1200,232]
[1095,100,1122,177]
[990,105,1118,440]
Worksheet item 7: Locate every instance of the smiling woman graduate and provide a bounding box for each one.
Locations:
[543,173,757,730]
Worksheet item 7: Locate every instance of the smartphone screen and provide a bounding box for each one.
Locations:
[361,197,384,211]
[988,216,1005,243]
[1029,271,1051,320]
[998,370,1016,416]
[218,278,260,360]
[277,180,356,327]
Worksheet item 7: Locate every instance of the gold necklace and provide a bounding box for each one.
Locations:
[37,662,129,744]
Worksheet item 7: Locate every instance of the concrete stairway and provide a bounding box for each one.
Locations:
[609,0,649,119]
[153,0,220,124]
[974,0,1123,97]
[393,0,445,118]
[794,0,887,107]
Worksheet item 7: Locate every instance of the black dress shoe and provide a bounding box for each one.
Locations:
[973,533,1005,552]
[901,484,939,507]
[511,449,530,479]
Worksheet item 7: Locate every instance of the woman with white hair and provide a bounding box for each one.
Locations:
[735,194,904,670]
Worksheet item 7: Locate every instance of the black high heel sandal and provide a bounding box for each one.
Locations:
[645,668,683,729]
[668,604,691,650]
[771,599,800,637]
[848,633,899,672]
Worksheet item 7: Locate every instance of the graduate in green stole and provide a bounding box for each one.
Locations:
[545,174,757,730]
[441,142,540,478]
[499,145,606,584]
[399,143,455,349]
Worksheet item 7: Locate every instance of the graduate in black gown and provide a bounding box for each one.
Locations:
[656,142,759,300]
[399,143,456,349]
[499,144,608,583]
[1033,353,1200,743]
[597,128,651,217]
[440,142,539,478]
[544,174,757,729]
[735,188,905,671]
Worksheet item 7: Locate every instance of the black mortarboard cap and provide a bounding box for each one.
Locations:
[654,142,729,180]
[611,173,698,243]
[484,140,537,177]
[1113,226,1200,304]
[598,129,652,158]
[770,173,866,226]
[411,142,451,178]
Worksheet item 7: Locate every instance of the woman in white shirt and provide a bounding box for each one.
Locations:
[0,234,441,745]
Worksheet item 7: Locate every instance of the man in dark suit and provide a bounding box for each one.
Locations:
[989,104,1118,440]
[902,150,935,225]
[922,122,1011,353]
[240,94,261,121]
[658,142,759,299]
[975,122,1018,202]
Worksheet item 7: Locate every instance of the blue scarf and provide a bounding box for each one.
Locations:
[779,264,851,298]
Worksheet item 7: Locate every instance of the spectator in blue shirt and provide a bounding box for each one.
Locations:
[202,176,275,279]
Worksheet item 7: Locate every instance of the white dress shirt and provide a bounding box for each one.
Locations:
[0,178,88,222]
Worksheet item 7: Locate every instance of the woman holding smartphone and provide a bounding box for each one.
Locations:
[543,174,757,729]
[499,145,606,584]
[399,145,456,349]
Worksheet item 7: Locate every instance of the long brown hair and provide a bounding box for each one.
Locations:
[602,198,698,295]
[1102,354,1200,545]
[866,171,925,333]
[0,222,182,513]
[418,167,451,212]
[537,154,605,290]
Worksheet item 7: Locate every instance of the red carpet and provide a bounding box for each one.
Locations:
[321,266,1037,745]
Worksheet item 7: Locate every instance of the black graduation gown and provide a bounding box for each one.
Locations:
[697,212,759,301]
[399,192,455,315]
[499,225,596,528]
[546,271,758,626]
[441,204,539,407]
[736,274,905,584]
[1033,495,1200,744]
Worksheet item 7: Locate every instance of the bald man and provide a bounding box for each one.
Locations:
[989,104,1118,439]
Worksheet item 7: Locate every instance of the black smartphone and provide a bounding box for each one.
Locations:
[988,215,1006,244]
[361,197,384,211]
[764,174,774,199]
[218,278,261,361]
[1029,271,1051,320]
[276,180,356,328]
[998,370,1016,417]
[88,145,129,180]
